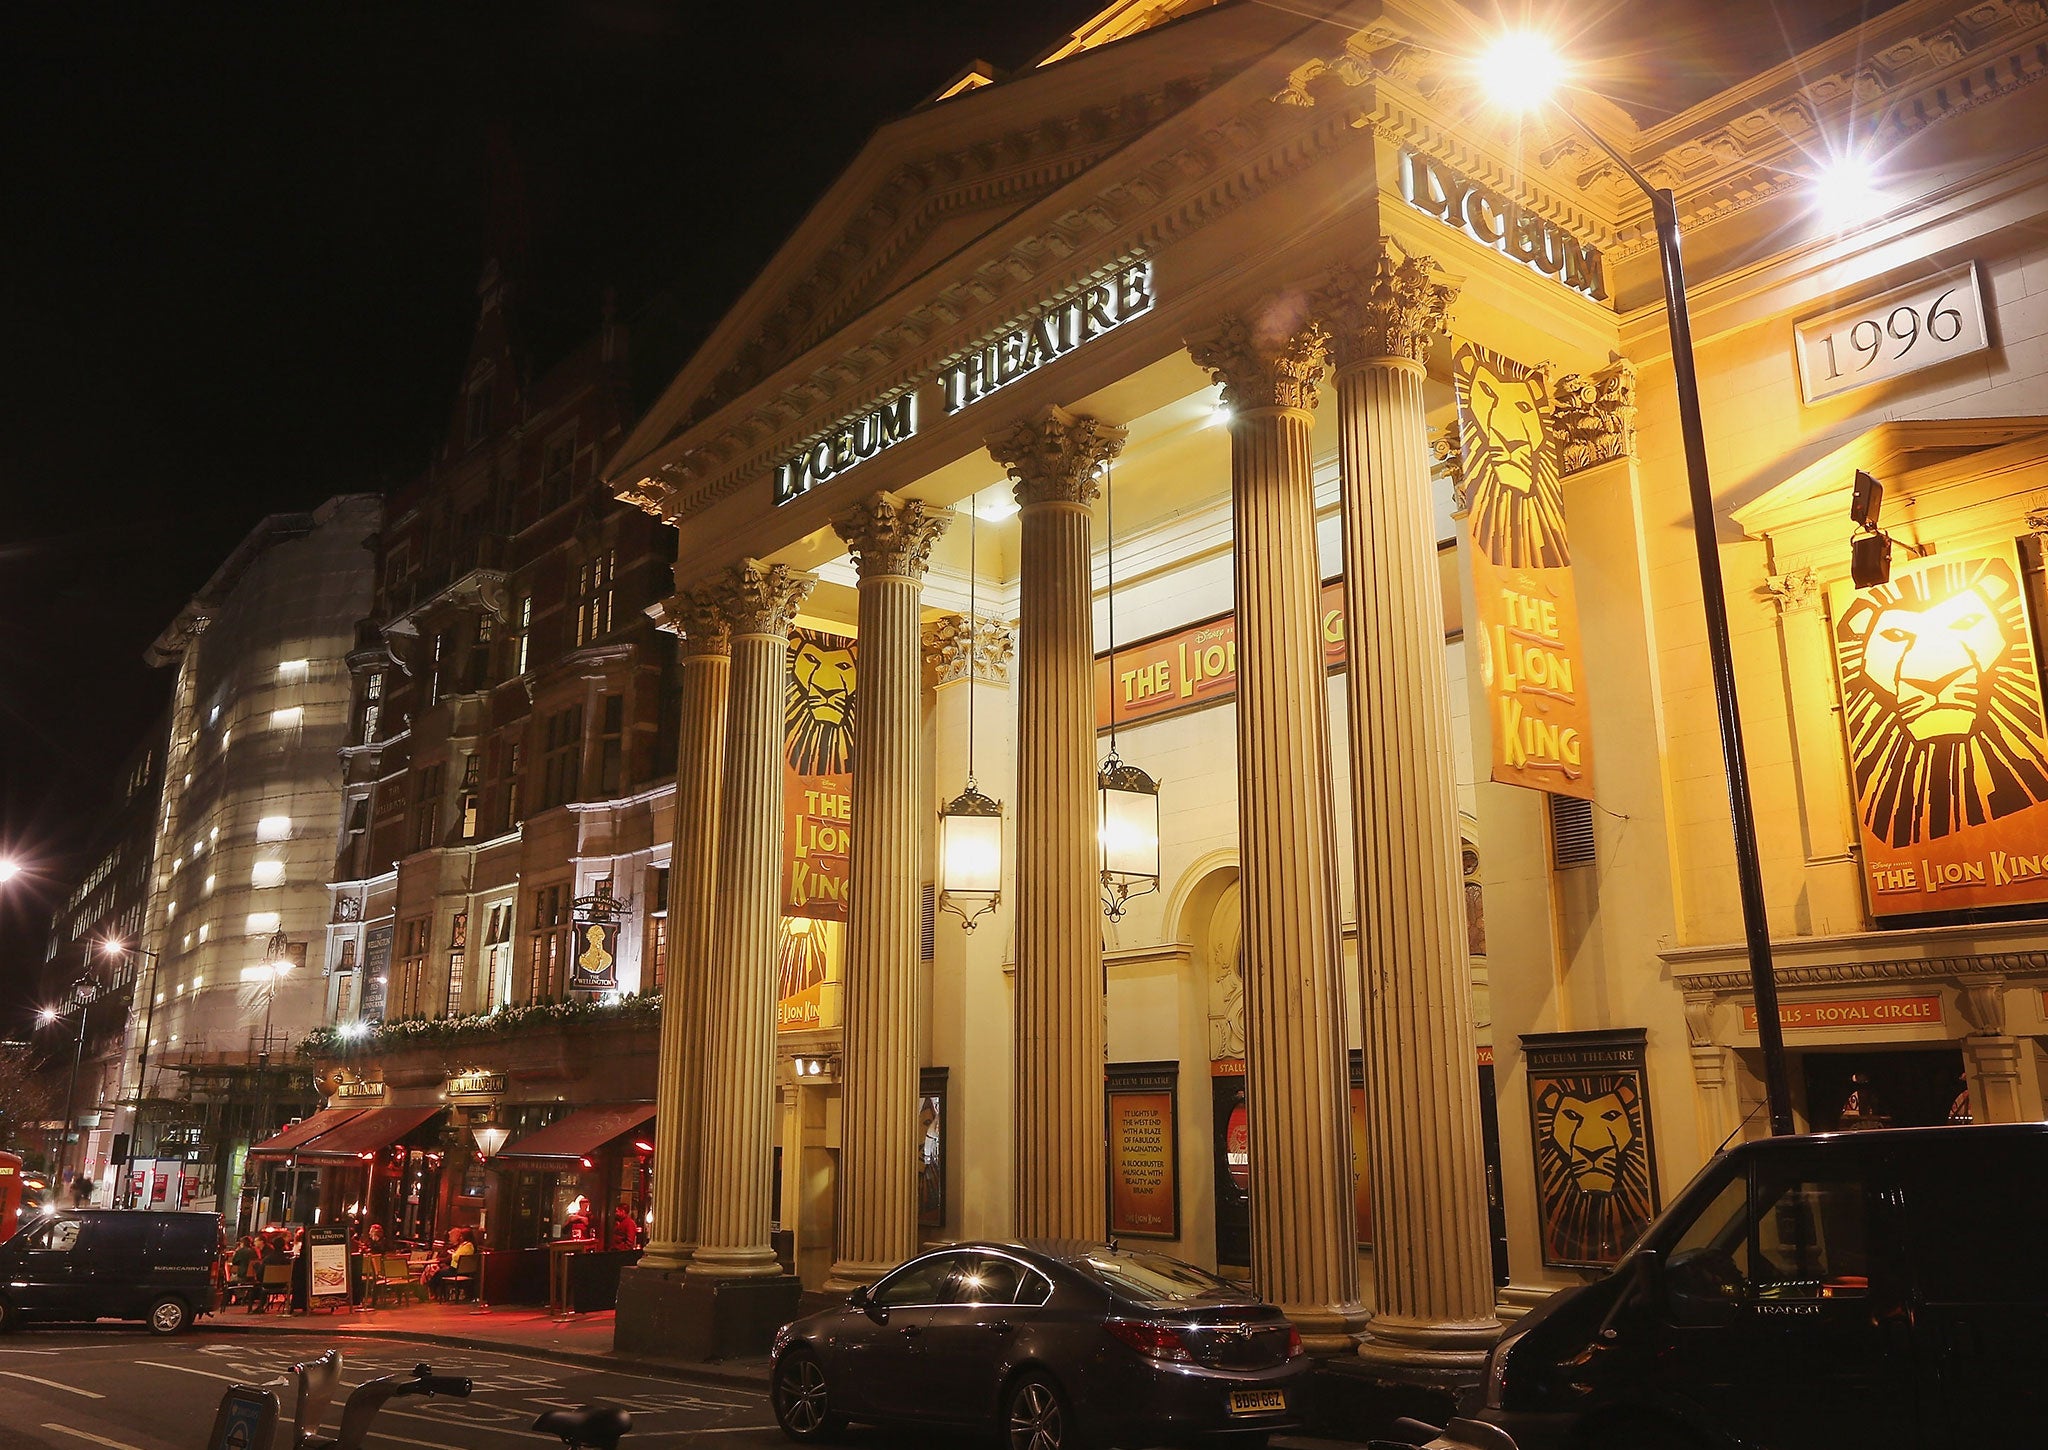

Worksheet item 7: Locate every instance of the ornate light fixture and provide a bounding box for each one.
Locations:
[1097,460,1160,921]
[938,493,1004,930]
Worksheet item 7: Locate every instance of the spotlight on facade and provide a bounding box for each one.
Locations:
[37,1007,56,1026]
[1816,153,1886,230]
[937,785,1004,930]
[0,859,20,885]
[1850,530,1894,589]
[1475,30,1566,112]
[1098,750,1162,921]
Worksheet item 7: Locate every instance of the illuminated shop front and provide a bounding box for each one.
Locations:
[606,0,2048,1368]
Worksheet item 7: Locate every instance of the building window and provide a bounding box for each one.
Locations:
[537,707,583,810]
[398,917,429,1018]
[257,816,292,842]
[335,971,356,1022]
[514,596,532,676]
[445,911,468,1016]
[360,671,383,745]
[251,860,284,888]
[271,706,303,730]
[428,631,449,707]
[466,379,491,445]
[575,550,615,647]
[245,912,279,936]
[526,885,569,1003]
[541,434,575,513]
[468,616,494,692]
[483,902,514,1010]
[277,659,308,682]
[597,694,624,797]
[646,867,670,994]
[411,763,446,854]
[501,739,524,831]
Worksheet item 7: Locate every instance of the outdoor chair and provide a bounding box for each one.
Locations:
[372,1254,418,1308]
[249,1263,292,1314]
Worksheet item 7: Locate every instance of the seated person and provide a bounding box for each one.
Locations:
[429,1228,477,1296]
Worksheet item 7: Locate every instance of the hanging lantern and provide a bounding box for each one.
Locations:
[938,784,1004,930]
[1098,749,1160,921]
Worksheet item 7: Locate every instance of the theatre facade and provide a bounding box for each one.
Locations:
[606,0,2048,1367]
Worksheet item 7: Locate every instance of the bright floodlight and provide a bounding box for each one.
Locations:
[1816,153,1885,229]
[99,939,127,958]
[1478,31,1566,112]
[37,1008,56,1025]
[0,859,19,884]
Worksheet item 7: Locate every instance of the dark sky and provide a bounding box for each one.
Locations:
[0,0,1105,1026]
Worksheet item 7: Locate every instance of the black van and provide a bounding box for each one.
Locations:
[1425,1123,2048,1450]
[0,1210,223,1334]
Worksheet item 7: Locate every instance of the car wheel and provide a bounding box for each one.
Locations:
[1005,1372,1086,1450]
[771,1349,844,1441]
[146,1295,189,1336]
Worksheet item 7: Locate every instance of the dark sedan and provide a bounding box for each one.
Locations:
[770,1240,1308,1449]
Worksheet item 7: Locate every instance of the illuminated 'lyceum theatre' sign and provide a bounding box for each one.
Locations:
[773,259,1157,504]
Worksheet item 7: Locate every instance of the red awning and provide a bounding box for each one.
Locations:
[246,1107,367,1160]
[292,1105,446,1162]
[492,1103,655,1169]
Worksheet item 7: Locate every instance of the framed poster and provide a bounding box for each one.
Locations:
[1521,1029,1659,1270]
[1830,541,2048,919]
[783,628,856,921]
[360,921,393,1023]
[917,1068,947,1230]
[307,1230,350,1302]
[1106,1062,1179,1239]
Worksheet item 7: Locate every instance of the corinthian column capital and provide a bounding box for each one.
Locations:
[702,559,815,638]
[923,613,1014,685]
[986,405,1127,509]
[1187,310,1330,414]
[1316,240,1459,368]
[831,492,950,581]
[653,589,733,657]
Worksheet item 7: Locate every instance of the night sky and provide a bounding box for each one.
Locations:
[0,0,1105,1026]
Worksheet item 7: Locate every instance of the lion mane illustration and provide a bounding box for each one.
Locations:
[1454,344,1570,570]
[784,630,856,776]
[1533,1073,1655,1268]
[1834,554,2048,849]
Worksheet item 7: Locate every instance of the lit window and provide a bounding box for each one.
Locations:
[208,706,220,726]
[175,983,183,996]
[271,707,303,729]
[210,826,219,842]
[192,838,204,858]
[183,773,192,787]
[221,728,231,751]
[172,857,182,874]
[198,924,210,943]
[181,933,192,950]
[257,816,292,842]
[204,875,216,895]
[278,659,309,681]
[190,978,201,990]
[167,901,177,920]
[251,861,285,888]
[245,912,280,936]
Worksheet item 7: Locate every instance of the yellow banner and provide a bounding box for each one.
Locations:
[1454,341,1595,799]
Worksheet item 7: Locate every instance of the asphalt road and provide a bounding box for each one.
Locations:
[0,1328,795,1450]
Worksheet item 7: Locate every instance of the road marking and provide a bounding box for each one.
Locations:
[0,1370,105,1398]
[0,1347,62,1355]
[133,1359,286,1386]
[40,1427,145,1450]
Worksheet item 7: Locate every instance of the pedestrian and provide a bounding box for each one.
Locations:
[610,1203,640,1251]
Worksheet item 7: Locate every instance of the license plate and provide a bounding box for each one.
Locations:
[1228,1389,1287,1416]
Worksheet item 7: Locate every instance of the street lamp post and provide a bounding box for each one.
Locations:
[100,939,164,1207]
[42,981,96,1199]
[1482,39,1795,1135]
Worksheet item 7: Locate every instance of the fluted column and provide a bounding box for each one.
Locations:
[642,591,731,1271]
[826,494,950,1288]
[987,406,1127,1240]
[1189,310,1364,1352]
[690,559,816,1280]
[1320,242,1502,1371]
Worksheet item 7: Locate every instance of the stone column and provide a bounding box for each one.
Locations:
[638,590,730,1271]
[986,406,1126,1240]
[826,494,949,1288]
[1320,242,1502,1373]
[1188,310,1364,1351]
[1957,976,2024,1123]
[690,560,816,1280]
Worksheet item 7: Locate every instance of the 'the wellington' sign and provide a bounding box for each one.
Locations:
[773,260,1157,505]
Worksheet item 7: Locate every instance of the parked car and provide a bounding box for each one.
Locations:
[770,1240,1308,1448]
[1422,1123,2048,1450]
[0,1208,224,1334]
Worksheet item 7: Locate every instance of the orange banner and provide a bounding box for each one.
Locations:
[1095,582,1346,730]
[1742,995,1943,1032]
[1830,543,2048,918]
[782,628,855,921]
[1454,341,1595,800]
[1107,1088,1178,1239]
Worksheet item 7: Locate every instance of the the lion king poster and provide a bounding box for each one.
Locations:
[1453,341,1596,801]
[1830,542,2048,918]
[780,627,855,1031]
[1522,1029,1658,1270]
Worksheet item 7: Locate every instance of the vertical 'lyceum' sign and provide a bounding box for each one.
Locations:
[1453,341,1596,800]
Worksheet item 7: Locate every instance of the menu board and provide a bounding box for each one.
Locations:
[1106,1065,1179,1240]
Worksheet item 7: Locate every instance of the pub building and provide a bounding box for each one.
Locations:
[603,0,2048,1368]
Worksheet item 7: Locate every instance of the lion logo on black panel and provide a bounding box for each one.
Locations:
[784,631,855,776]
[1533,1073,1654,1268]
[1834,554,2048,848]
[1455,344,1570,570]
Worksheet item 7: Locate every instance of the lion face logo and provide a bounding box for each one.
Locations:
[1455,345,1570,570]
[785,631,856,776]
[1834,554,2048,848]
[1533,1073,1654,1267]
